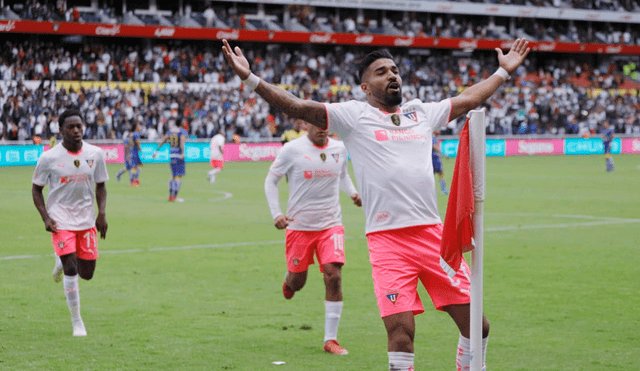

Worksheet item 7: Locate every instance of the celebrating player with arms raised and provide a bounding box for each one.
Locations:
[224,38,529,370]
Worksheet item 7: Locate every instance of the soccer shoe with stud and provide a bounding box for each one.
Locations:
[282,281,295,299]
[323,340,348,355]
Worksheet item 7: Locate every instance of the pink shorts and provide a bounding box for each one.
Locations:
[51,227,99,260]
[367,224,470,317]
[210,159,224,169]
[285,225,346,273]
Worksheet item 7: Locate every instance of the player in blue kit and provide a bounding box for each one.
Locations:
[602,120,615,172]
[153,120,188,202]
[432,130,449,195]
[116,123,143,186]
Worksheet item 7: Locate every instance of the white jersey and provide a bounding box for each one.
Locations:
[210,133,225,160]
[266,135,357,231]
[32,141,109,230]
[325,98,451,233]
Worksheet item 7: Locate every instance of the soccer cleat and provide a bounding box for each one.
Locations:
[73,321,87,337]
[52,258,63,282]
[168,196,176,202]
[323,340,348,355]
[282,281,295,299]
[442,189,449,195]
[133,179,140,186]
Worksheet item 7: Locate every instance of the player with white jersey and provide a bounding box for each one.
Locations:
[224,38,529,370]
[32,109,109,337]
[208,127,225,184]
[264,124,361,355]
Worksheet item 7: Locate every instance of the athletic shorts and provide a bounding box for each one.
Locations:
[603,142,611,154]
[367,224,471,318]
[126,155,142,170]
[51,227,99,260]
[210,159,224,169]
[285,225,346,273]
[432,155,443,173]
[170,158,186,177]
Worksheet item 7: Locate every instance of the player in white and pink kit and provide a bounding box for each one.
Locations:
[224,38,530,370]
[265,123,361,355]
[32,109,109,337]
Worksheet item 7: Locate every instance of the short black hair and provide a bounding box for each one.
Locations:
[58,108,83,128]
[357,49,394,83]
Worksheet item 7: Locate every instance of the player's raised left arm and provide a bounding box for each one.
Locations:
[449,38,530,121]
[95,182,107,239]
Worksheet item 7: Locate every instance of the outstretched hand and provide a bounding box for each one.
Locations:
[222,39,251,80]
[495,38,530,74]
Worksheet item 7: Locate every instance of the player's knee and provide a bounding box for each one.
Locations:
[387,322,415,351]
[63,266,78,276]
[78,270,94,280]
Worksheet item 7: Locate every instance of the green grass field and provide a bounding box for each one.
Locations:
[1,154,639,370]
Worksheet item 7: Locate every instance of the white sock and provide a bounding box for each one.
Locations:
[388,352,414,371]
[324,301,343,343]
[63,274,82,325]
[456,334,488,371]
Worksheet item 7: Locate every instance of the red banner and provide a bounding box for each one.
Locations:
[2,19,640,55]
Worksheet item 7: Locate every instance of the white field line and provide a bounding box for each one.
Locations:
[209,190,233,202]
[2,214,638,261]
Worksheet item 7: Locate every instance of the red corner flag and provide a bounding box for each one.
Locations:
[440,120,475,278]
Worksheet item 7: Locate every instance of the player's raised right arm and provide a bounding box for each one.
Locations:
[222,39,327,130]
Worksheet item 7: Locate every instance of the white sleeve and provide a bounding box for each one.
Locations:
[94,149,109,183]
[419,99,452,130]
[324,101,362,140]
[339,155,357,197]
[264,171,283,220]
[268,144,293,177]
[32,154,50,186]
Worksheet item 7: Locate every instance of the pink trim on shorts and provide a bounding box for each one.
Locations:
[284,225,345,273]
[366,224,470,318]
[210,159,224,169]
[51,227,99,260]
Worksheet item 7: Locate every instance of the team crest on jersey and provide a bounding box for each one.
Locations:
[390,113,401,126]
[57,242,65,249]
[404,112,418,122]
[293,259,300,266]
[320,153,326,162]
[331,154,340,163]
[86,159,94,168]
[73,159,80,168]
[386,291,399,304]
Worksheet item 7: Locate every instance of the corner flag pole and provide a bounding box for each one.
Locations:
[467,109,486,371]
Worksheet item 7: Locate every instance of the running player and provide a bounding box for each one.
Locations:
[432,129,449,195]
[223,38,529,370]
[153,120,187,202]
[265,123,361,355]
[208,127,225,185]
[116,123,143,186]
[32,108,109,337]
[602,120,615,172]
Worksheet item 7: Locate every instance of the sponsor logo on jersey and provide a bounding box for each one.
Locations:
[375,210,391,223]
[331,154,340,163]
[58,242,65,249]
[292,259,299,266]
[86,159,94,168]
[320,153,326,162]
[303,170,313,179]
[390,113,401,126]
[74,159,80,168]
[375,130,389,141]
[60,176,68,184]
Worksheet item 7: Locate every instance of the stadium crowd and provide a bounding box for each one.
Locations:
[1,39,639,143]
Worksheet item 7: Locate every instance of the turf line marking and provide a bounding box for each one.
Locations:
[209,190,234,202]
[2,215,639,261]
